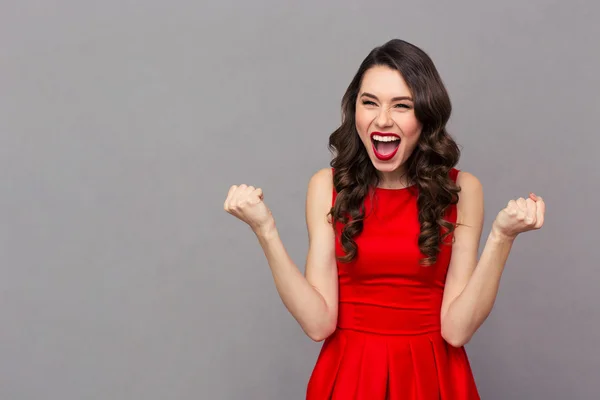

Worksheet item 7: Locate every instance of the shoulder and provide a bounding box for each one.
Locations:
[310,167,333,183]
[454,170,484,226]
[308,167,333,192]
[455,170,482,192]
[306,167,334,222]
[306,167,334,202]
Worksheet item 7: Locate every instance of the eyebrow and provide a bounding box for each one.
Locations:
[359,92,413,102]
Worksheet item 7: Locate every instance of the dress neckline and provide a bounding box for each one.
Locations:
[374,184,416,192]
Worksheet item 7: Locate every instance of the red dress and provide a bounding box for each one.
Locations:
[306,168,480,399]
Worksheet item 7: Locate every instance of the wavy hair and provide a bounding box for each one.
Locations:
[328,39,461,266]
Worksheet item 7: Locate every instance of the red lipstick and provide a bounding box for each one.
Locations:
[370,132,401,161]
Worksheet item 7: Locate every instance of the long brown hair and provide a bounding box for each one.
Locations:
[328,39,461,266]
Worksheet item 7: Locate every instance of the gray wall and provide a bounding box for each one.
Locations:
[1,0,599,399]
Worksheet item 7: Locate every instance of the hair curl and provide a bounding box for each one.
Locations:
[328,39,461,266]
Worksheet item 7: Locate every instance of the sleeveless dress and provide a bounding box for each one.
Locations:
[306,168,480,399]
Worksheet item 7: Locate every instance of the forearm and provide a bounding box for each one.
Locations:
[254,221,335,341]
[443,226,515,346]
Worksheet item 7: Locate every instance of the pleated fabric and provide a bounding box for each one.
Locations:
[307,329,478,399]
[306,168,480,399]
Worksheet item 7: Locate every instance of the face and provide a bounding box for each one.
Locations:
[355,65,422,180]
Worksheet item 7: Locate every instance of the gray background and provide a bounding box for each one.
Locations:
[1,0,599,399]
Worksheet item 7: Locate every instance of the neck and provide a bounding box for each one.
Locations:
[376,168,412,189]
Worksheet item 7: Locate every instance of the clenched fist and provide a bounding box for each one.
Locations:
[492,192,546,240]
[224,184,274,234]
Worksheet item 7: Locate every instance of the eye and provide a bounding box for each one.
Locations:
[362,100,377,106]
[394,104,411,109]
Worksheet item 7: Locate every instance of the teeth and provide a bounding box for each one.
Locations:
[372,135,400,142]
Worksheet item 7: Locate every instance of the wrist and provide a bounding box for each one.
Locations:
[253,219,277,240]
[490,224,517,243]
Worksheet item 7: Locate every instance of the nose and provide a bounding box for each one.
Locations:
[375,107,393,128]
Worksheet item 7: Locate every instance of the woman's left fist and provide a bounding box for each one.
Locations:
[492,193,546,240]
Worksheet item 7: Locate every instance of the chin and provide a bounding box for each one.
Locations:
[370,155,403,171]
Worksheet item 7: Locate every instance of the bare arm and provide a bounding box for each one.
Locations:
[439,171,486,347]
[440,172,545,347]
[442,226,515,347]
[251,168,338,341]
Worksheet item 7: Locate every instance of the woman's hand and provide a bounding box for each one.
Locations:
[492,193,546,240]
[224,184,274,235]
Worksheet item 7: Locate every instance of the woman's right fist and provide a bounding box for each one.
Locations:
[224,184,273,234]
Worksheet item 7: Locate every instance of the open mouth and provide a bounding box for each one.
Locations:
[371,132,401,161]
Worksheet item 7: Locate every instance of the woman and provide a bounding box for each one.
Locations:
[224,39,545,399]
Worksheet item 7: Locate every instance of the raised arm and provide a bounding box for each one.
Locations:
[224,167,338,341]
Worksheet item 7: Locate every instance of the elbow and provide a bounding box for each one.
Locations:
[444,335,470,348]
[441,326,472,348]
[306,321,337,342]
[307,332,329,342]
